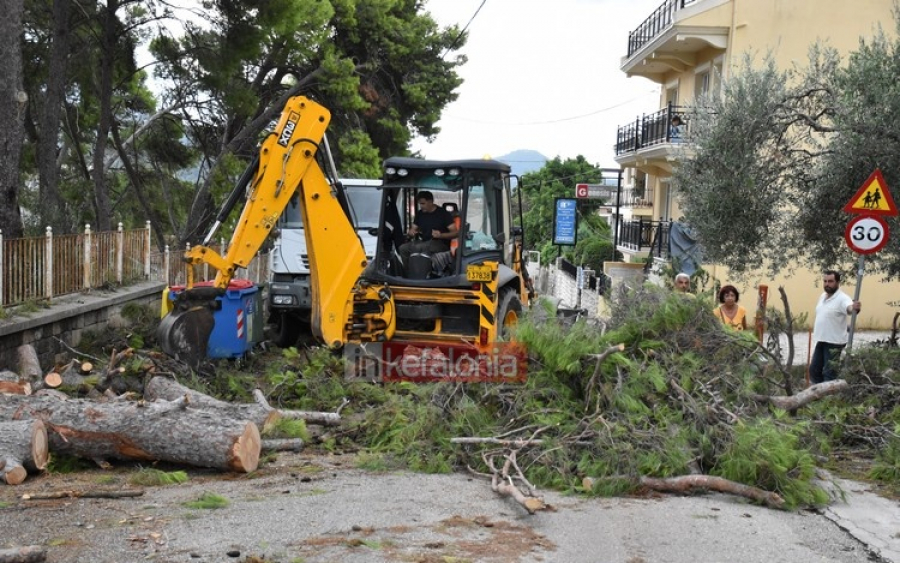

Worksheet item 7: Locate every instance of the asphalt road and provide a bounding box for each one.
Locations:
[1,453,895,563]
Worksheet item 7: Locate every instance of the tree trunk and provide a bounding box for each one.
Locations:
[1,393,260,473]
[0,0,26,238]
[36,0,72,233]
[0,419,48,485]
[89,0,119,232]
[109,123,168,250]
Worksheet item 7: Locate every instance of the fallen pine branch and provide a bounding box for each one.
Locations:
[21,489,144,500]
[451,437,544,446]
[749,379,848,410]
[481,449,547,514]
[143,377,342,429]
[585,343,626,411]
[582,474,785,509]
[261,438,305,452]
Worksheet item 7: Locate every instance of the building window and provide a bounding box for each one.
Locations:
[695,71,710,97]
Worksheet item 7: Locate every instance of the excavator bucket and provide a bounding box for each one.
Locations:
[156,287,222,368]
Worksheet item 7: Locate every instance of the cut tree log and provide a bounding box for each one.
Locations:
[0,545,47,563]
[52,361,99,395]
[0,393,260,473]
[0,370,31,396]
[143,376,342,429]
[750,379,848,411]
[0,420,49,485]
[16,345,42,384]
[39,371,62,390]
[0,381,32,396]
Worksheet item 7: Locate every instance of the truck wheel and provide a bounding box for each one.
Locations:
[496,289,522,339]
[272,313,302,348]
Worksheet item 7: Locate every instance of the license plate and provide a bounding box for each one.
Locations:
[466,264,493,282]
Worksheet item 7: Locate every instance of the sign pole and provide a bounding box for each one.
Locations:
[847,254,864,353]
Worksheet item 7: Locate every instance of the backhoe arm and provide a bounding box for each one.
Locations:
[186,96,331,288]
[158,96,393,365]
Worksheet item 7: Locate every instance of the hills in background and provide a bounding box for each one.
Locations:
[496,149,548,177]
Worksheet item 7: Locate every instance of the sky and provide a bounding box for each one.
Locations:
[410,0,666,168]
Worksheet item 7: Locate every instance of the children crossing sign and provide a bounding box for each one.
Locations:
[842,169,898,216]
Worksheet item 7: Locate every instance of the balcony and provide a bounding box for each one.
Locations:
[618,218,671,258]
[618,186,654,209]
[622,0,729,82]
[615,104,690,157]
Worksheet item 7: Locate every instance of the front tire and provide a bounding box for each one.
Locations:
[496,288,522,340]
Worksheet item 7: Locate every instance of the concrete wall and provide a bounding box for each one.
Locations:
[0,281,166,373]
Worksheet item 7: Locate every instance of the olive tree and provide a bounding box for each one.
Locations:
[672,18,900,279]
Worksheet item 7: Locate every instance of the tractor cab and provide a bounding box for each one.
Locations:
[364,157,521,287]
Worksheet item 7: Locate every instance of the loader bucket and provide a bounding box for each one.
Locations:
[156,287,222,368]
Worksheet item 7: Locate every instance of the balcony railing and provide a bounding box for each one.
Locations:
[616,104,690,156]
[628,0,699,57]
[619,218,671,258]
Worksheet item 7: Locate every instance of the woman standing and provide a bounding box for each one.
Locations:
[715,285,747,331]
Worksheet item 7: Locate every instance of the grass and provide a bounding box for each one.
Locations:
[128,468,189,487]
[182,492,230,509]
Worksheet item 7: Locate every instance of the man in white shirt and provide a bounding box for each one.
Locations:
[810,270,861,384]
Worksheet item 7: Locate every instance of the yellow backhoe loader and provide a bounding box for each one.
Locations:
[157,95,534,380]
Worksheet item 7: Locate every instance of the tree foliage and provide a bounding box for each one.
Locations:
[519,156,619,271]
[672,18,900,279]
[150,0,465,244]
[9,0,465,247]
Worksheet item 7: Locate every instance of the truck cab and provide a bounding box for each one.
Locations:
[268,179,382,347]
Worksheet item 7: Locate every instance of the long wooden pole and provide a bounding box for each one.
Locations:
[755,284,769,343]
[806,329,812,388]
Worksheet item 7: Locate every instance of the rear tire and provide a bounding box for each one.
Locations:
[271,312,302,348]
[496,288,522,340]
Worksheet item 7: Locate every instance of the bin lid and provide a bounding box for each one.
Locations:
[170,278,256,292]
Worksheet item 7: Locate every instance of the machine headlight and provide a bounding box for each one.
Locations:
[272,295,295,305]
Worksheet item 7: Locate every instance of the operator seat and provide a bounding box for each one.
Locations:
[442,202,461,256]
[430,202,461,275]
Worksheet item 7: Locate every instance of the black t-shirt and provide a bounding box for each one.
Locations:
[414,206,454,249]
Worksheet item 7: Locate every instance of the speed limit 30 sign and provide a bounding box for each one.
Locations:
[845,214,889,254]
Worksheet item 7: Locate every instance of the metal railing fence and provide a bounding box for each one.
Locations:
[627,0,699,57]
[616,104,690,155]
[619,218,671,259]
[1,222,268,308]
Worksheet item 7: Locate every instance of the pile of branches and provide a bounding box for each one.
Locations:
[291,284,897,511]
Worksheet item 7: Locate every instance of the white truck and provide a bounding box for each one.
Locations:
[267,179,382,347]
